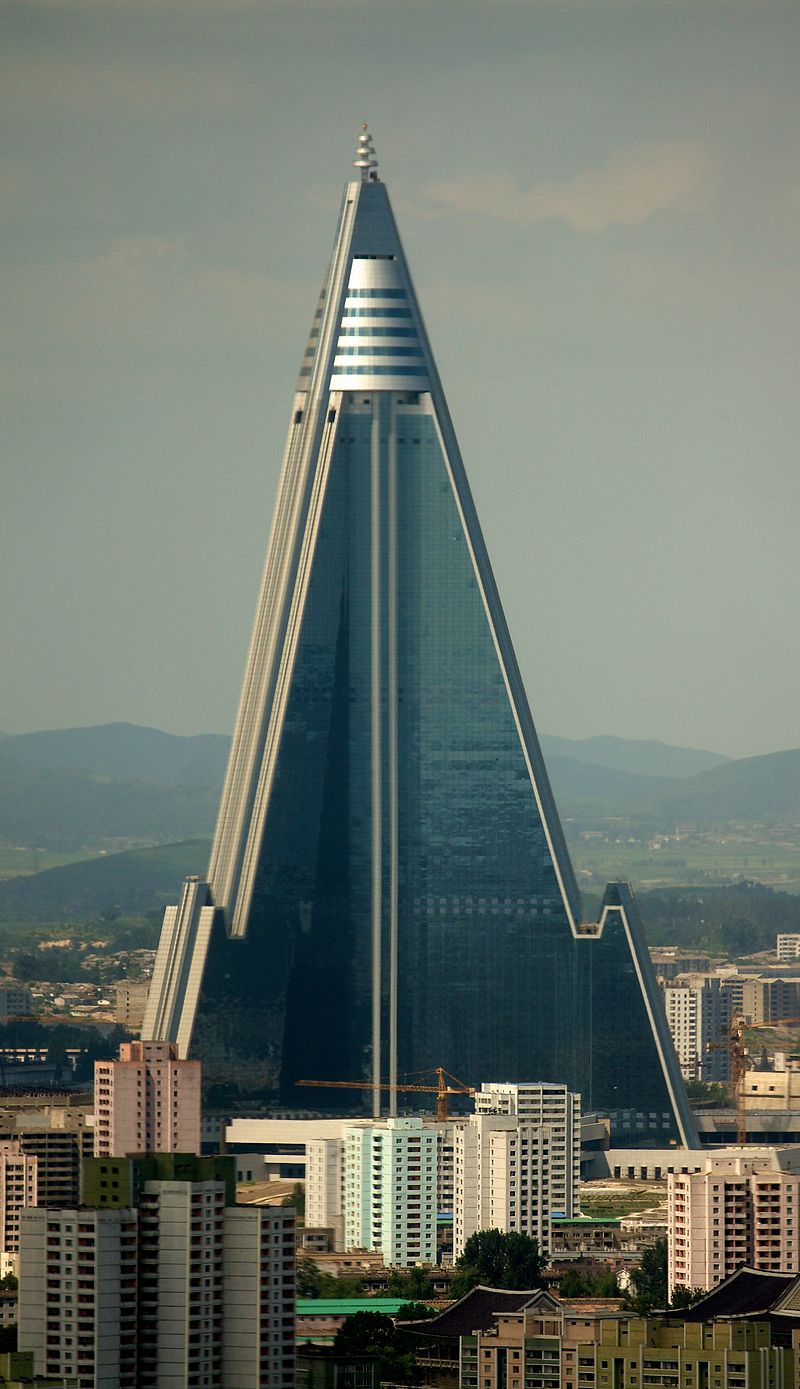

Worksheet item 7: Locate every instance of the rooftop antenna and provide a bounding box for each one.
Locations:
[354,123,379,182]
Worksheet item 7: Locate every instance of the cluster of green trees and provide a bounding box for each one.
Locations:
[451,1229,546,1297]
[637,884,800,956]
[624,1240,704,1314]
[333,1309,432,1385]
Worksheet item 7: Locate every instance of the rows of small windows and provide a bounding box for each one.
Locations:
[331,366,429,376]
[345,287,405,298]
[341,307,411,318]
[338,326,417,337]
[334,346,422,357]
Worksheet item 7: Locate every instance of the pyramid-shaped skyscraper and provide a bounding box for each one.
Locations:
[143,129,697,1147]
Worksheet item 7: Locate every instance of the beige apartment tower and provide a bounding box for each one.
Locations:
[669,1157,800,1295]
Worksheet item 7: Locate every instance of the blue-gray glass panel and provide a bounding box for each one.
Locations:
[189,398,680,1138]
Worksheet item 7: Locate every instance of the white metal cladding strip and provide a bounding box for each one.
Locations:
[232,398,344,935]
[208,181,360,926]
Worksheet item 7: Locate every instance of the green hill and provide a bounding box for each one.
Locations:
[0,723,229,788]
[0,839,210,923]
[0,753,217,851]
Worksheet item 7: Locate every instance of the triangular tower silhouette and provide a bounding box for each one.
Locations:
[143,128,697,1146]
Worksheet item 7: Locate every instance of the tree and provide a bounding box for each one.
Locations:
[387,1265,435,1300]
[625,1239,668,1315]
[334,1311,421,1385]
[452,1229,546,1296]
[558,1266,620,1299]
[396,1301,436,1321]
[296,1257,325,1298]
[669,1285,706,1310]
[280,1182,305,1222]
[334,1311,397,1354]
[295,1257,363,1299]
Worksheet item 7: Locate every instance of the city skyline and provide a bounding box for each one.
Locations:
[3,1,800,761]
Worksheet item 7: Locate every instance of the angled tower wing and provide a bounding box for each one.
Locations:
[143,129,697,1147]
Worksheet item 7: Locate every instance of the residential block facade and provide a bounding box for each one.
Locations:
[93,1040,201,1158]
[344,1118,437,1266]
[669,1157,800,1294]
[17,1155,295,1389]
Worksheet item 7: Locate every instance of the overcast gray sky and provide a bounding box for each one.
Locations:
[3,0,798,759]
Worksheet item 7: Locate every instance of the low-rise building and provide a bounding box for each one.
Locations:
[407,1281,799,1389]
[0,985,33,1023]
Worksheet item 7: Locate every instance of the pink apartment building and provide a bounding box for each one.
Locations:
[669,1155,800,1296]
[94,1040,201,1158]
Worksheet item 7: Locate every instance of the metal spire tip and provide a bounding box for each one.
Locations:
[354,123,379,181]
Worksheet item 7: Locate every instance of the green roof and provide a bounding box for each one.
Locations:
[554,1215,620,1226]
[297,1298,416,1316]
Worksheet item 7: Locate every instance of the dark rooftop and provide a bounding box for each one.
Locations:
[665,1268,796,1322]
[403,1286,552,1338]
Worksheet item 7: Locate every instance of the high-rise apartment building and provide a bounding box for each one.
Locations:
[474,1082,581,1219]
[0,1141,37,1256]
[18,1154,295,1389]
[19,1205,139,1389]
[663,977,732,1082]
[93,1040,201,1158]
[141,128,695,1148]
[344,1117,437,1267]
[306,1138,344,1248]
[668,1157,800,1295]
[454,1107,580,1260]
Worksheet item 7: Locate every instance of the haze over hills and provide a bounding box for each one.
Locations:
[0,723,229,788]
[0,723,797,860]
[538,734,729,780]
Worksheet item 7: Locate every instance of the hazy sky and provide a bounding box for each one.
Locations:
[3,0,799,759]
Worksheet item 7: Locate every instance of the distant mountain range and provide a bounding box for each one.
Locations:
[0,723,797,859]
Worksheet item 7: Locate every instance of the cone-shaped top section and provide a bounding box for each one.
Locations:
[354,122,379,181]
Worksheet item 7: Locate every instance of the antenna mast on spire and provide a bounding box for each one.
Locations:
[354,123,379,181]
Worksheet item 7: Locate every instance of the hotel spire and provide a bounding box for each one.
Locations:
[353,122,379,180]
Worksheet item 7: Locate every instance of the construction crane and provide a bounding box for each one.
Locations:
[708,1015,800,1146]
[296,1066,475,1121]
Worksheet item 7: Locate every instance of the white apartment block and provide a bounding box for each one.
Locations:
[306,1138,344,1248]
[663,976,732,1082]
[454,1114,568,1260]
[668,1157,800,1297]
[19,1205,139,1389]
[94,1040,201,1157]
[18,1176,295,1389]
[344,1117,437,1266]
[0,1142,37,1255]
[473,1081,581,1219]
[777,934,800,962]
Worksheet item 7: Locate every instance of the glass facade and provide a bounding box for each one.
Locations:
[189,391,682,1141]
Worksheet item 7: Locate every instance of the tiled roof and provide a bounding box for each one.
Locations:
[670,1268,796,1321]
[404,1286,552,1338]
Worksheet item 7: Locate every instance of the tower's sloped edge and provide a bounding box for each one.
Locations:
[141,138,696,1147]
[590,882,699,1149]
